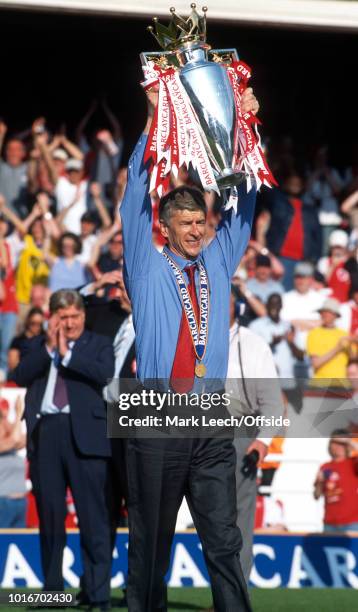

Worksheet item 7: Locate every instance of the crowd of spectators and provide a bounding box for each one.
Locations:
[1,106,358,531]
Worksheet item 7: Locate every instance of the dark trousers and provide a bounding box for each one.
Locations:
[30,414,112,603]
[126,436,252,612]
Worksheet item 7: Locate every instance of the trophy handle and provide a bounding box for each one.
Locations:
[209,49,239,64]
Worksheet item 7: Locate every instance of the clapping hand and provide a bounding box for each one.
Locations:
[46,314,60,353]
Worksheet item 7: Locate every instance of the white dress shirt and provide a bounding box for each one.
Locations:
[40,343,74,414]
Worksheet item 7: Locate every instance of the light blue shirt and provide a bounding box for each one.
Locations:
[120,135,256,386]
[40,344,74,414]
[246,278,284,304]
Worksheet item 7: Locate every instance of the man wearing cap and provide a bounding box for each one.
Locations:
[307,297,351,383]
[281,261,325,332]
[55,158,88,235]
[120,85,259,610]
[317,229,350,303]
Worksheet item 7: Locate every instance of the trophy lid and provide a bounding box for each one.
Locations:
[147,4,208,51]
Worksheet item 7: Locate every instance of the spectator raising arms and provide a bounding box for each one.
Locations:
[0,120,28,218]
[46,232,88,293]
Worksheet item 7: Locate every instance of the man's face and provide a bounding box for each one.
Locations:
[294,275,311,294]
[267,295,282,321]
[329,440,348,460]
[320,309,337,327]
[57,305,85,342]
[53,159,65,174]
[6,140,25,166]
[331,246,346,259]
[31,219,44,243]
[284,176,303,196]
[67,169,82,185]
[256,265,271,282]
[160,209,206,260]
[81,220,96,237]
[109,234,123,260]
[31,285,47,308]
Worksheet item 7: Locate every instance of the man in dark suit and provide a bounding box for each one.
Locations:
[10,289,115,610]
[80,271,135,532]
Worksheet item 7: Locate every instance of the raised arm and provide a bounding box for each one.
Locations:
[206,88,259,276]
[0,120,7,157]
[101,97,122,142]
[119,89,156,284]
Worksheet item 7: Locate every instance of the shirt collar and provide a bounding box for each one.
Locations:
[163,245,200,271]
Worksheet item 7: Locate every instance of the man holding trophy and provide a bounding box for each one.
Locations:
[119,5,274,611]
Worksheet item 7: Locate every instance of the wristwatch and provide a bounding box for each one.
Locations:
[261,247,269,256]
[44,212,53,221]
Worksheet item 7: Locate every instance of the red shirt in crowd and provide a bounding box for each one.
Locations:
[0,242,18,314]
[317,457,358,526]
[327,260,351,303]
[280,197,304,260]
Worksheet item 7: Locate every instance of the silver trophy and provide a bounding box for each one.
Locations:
[141,4,247,189]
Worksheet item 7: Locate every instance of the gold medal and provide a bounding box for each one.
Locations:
[195,363,206,377]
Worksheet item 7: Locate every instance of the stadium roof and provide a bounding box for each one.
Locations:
[1,0,358,31]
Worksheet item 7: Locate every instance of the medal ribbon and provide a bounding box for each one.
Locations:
[162,251,209,360]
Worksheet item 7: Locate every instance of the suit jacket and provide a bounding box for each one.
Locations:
[10,330,115,458]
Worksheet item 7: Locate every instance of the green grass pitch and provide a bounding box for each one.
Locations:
[1,588,358,611]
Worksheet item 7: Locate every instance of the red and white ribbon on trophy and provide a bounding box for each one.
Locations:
[141,59,277,199]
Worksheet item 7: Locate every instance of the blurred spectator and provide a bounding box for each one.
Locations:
[341,188,358,244]
[246,255,284,303]
[314,429,358,533]
[231,276,266,324]
[280,262,324,331]
[258,173,322,290]
[235,240,284,282]
[90,227,123,277]
[28,118,83,195]
[55,158,88,235]
[339,275,358,334]
[0,204,19,375]
[8,307,45,371]
[0,120,28,217]
[317,229,350,303]
[46,232,88,293]
[76,98,123,209]
[249,293,306,405]
[0,373,27,527]
[30,284,50,317]
[16,196,58,321]
[305,145,344,254]
[306,298,350,382]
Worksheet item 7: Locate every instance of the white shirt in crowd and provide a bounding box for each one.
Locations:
[280,289,325,325]
[55,177,88,235]
[77,234,98,265]
[249,317,305,381]
[227,322,283,445]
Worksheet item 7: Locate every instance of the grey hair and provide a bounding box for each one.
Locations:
[159,188,207,226]
[49,289,85,314]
